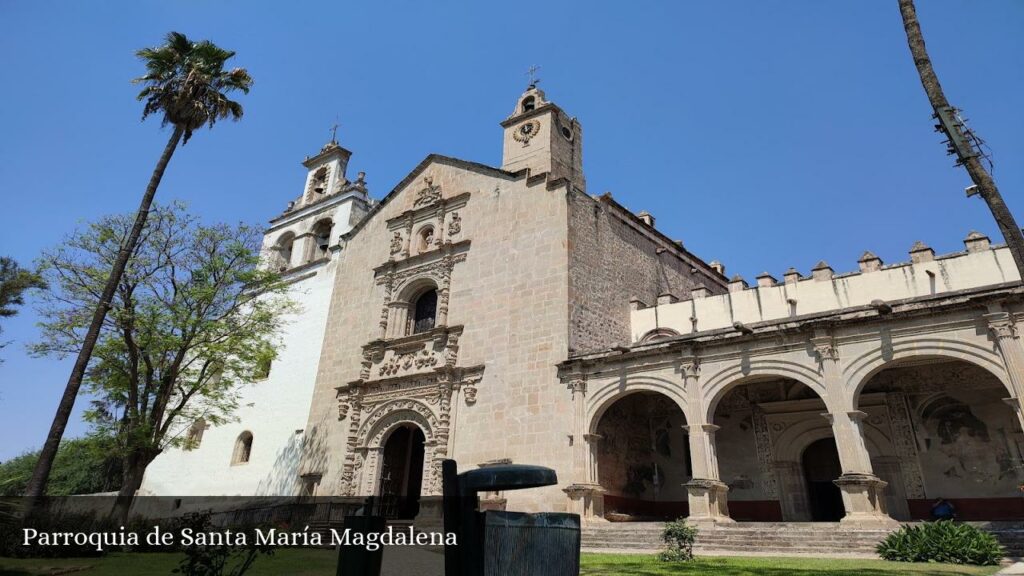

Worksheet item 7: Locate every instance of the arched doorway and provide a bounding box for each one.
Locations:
[856,357,1024,521]
[595,392,690,521]
[802,438,844,521]
[712,376,838,522]
[377,425,426,519]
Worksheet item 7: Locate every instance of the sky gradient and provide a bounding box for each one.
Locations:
[1,1,1023,461]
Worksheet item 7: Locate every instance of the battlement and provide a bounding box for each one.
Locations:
[630,232,1020,342]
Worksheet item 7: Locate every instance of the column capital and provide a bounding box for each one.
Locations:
[567,378,587,395]
[985,312,1019,340]
[679,360,700,378]
[683,423,720,434]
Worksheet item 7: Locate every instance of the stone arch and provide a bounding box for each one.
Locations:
[639,328,680,344]
[772,416,894,463]
[358,399,438,449]
[845,341,1012,409]
[306,218,334,262]
[273,231,296,271]
[354,399,441,498]
[587,375,688,435]
[589,386,691,520]
[702,359,826,423]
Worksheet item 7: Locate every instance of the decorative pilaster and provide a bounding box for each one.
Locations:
[986,311,1024,431]
[568,378,588,482]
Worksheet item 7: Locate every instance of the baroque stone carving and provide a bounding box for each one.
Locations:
[464,385,477,405]
[389,232,403,255]
[883,392,926,498]
[512,119,541,146]
[750,405,778,498]
[414,176,442,208]
[448,212,462,237]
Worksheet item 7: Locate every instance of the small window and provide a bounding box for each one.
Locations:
[411,289,438,334]
[232,431,253,465]
[185,418,207,450]
[522,96,536,113]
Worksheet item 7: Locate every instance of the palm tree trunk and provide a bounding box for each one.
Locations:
[898,0,1024,277]
[24,124,186,503]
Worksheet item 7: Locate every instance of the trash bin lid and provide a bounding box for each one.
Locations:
[458,464,557,492]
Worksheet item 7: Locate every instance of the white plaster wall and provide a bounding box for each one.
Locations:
[140,260,337,496]
[632,244,1020,340]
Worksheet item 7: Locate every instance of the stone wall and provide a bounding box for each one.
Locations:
[567,192,724,355]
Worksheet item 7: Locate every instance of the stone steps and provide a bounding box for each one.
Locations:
[582,522,891,558]
[582,522,1024,558]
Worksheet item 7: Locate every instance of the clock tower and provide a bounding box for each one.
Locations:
[501,84,585,192]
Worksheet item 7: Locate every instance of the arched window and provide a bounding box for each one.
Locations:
[522,96,536,113]
[411,289,438,334]
[185,418,206,450]
[232,431,253,465]
[309,166,328,195]
[275,233,295,271]
[310,219,333,261]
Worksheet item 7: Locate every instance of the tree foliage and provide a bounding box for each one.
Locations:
[133,31,253,144]
[0,256,46,356]
[0,435,121,497]
[31,203,294,497]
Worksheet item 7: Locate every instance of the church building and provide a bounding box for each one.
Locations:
[142,84,1024,529]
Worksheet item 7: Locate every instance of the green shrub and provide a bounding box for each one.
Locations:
[657,517,697,562]
[876,520,1003,566]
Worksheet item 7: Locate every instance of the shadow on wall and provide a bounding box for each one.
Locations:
[255,423,329,496]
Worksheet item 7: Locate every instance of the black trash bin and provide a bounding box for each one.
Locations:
[442,459,581,576]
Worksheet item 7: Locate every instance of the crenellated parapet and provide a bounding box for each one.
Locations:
[631,232,1019,342]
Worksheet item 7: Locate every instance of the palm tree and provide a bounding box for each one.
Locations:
[897,0,1024,277]
[25,32,253,501]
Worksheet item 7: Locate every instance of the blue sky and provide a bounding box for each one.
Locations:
[1,1,1022,461]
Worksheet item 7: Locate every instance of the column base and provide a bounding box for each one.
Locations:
[833,473,897,526]
[564,483,605,522]
[685,479,733,524]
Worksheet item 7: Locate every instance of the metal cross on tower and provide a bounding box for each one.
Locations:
[526,65,541,87]
[329,117,340,143]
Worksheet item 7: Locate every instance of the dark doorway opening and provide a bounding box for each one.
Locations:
[378,425,426,519]
[802,437,845,521]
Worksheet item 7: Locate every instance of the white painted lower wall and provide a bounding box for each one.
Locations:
[140,261,336,496]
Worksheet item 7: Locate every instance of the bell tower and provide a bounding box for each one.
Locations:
[501,83,585,192]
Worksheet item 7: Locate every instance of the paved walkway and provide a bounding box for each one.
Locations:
[997,562,1024,575]
[381,546,444,576]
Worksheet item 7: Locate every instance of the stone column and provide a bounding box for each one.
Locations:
[683,424,731,523]
[985,311,1024,432]
[563,378,605,521]
[814,336,893,525]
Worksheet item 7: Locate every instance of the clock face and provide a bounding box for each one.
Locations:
[512,119,541,144]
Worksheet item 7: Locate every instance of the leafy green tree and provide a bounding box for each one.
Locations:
[0,256,46,359]
[0,435,121,497]
[27,31,253,500]
[31,203,293,517]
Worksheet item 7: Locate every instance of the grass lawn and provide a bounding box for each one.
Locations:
[0,550,1003,575]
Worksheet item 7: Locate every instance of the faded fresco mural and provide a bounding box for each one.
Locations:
[595,392,690,504]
